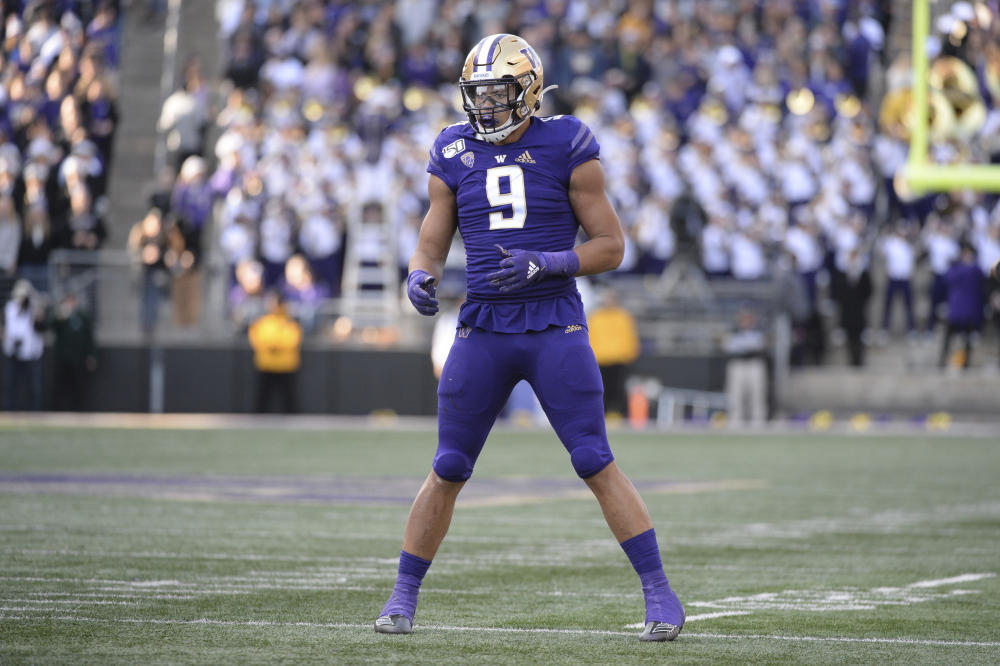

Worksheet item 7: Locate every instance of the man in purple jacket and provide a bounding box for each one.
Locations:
[939,243,985,368]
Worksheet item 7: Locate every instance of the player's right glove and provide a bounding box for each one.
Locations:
[406,269,438,316]
[486,244,580,293]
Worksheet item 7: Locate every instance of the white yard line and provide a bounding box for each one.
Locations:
[624,611,752,628]
[908,573,995,588]
[0,614,997,648]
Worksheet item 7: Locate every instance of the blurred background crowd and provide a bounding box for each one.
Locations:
[1,0,121,290]
[3,0,1000,413]
[197,0,1000,358]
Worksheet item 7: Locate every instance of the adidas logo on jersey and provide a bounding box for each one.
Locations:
[565,324,583,334]
[526,261,540,280]
[515,150,536,164]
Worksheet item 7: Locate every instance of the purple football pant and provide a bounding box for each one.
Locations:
[433,324,614,482]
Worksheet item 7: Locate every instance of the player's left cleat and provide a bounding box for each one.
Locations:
[638,620,682,642]
[374,614,412,634]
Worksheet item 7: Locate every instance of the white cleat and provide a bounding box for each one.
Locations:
[374,614,413,634]
[638,620,682,642]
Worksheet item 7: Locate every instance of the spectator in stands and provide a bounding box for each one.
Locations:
[700,215,731,279]
[230,258,267,332]
[833,247,874,367]
[281,253,328,334]
[921,214,960,334]
[879,223,917,336]
[225,29,265,90]
[587,287,641,419]
[248,291,302,414]
[81,75,117,170]
[85,2,121,69]
[2,279,46,411]
[49,291,97,411]
[17,206,55,292]
[723,305,768,427]
[258,198,296,289]
[64,183,105,250]
[939,243,985,370]
[783,212,824,310]
[0,195,21,277]
[730,225,768,281]
[169,155,213,326]
[158,71,210,172]
[127,207,171,338]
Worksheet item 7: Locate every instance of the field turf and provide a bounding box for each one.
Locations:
[0,421,998,664]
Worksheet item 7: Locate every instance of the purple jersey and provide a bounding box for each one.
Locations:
[427,115,600,332]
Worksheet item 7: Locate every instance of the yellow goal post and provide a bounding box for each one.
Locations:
[903,0,1000,192]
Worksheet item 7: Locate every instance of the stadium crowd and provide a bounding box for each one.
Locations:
[0,0,121,293]
[4,0,1000,409]
[201,0,1000,364]
[0,0,120,409]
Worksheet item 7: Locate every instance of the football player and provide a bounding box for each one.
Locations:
[375,34,684,642]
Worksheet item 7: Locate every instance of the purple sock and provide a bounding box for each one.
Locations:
[620,528,684,625]
[379,550,432,621]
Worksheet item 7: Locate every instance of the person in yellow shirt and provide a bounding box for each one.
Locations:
[248,292,302,413]
[587,287,641,417]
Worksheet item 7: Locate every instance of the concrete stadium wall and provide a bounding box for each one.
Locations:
[1,347,726,415]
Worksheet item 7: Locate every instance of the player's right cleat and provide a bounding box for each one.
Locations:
[374,614,412,634]
[638,620,683,642]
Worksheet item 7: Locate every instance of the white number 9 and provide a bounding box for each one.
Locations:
[485,165,527,230]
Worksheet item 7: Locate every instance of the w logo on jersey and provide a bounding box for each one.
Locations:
[515,150,536,164]
[494,154,507,164]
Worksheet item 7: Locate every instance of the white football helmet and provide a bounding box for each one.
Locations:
[459,34,545,143]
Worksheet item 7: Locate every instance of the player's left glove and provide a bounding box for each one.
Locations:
[486,244,580,293]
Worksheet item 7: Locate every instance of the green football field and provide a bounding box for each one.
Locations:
[0,421,998,664]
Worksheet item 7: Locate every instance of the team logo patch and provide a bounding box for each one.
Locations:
[442,138,465,158]
[515,150,536,164]
[457,326,472,338]
[565,324,583,334]
[460,152,475,168]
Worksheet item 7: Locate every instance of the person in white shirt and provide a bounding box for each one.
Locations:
[879,224,916,333]
[784,213,825,309]
[724,306,768,427]
[2,280,46,411]
[700,215,732,278]
[730,226,768,281]
[921,214,959,333]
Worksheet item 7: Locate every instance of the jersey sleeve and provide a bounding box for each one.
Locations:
[565,117,600,179]
[426,129,458,192]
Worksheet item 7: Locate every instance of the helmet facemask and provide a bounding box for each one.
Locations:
[459,74,536,143]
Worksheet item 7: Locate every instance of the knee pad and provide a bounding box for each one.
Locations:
[433,451,474,482]
[569,441,614,479]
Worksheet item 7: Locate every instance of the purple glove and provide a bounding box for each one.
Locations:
[406,269,438,316]
[486,244,580,293]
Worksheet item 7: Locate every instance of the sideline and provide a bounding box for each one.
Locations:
[0,412,998,438]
